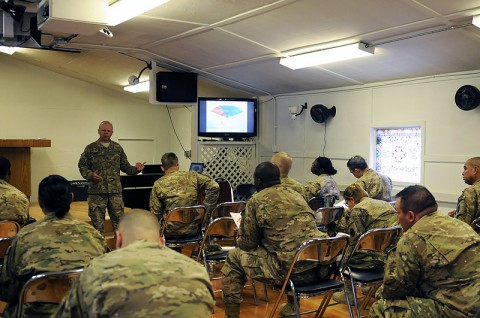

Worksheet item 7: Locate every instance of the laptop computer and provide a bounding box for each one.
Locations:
[189,162,205,173]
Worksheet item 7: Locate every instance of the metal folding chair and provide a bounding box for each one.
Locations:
[308,196,336,211]
[340,226,402,318]
[315,206,345,236]
[269,236,350,318]
[214,177,234,203]
[0,220,20,238]
[210,201,246,223]
[234,183,256,202]
[471,216,480,234]
[17,268,83,318]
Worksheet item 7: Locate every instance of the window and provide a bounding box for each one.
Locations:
[373,126,422,183]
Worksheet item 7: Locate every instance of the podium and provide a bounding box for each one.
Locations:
[0,139,51,197]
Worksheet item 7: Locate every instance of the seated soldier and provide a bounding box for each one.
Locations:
[334,183,397,303]
[0,175,106,318]
[55,210,215,317]
[371,185,480,318]
[271,151,307,199]
[149,152,219,237]
[347,155,392,201]
[222,162,330,318]
[304,156,340,201]
[0,156,29,226]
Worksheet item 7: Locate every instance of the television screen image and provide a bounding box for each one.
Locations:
[198,97,257,139]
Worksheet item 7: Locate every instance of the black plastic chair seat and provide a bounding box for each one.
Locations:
[288,279,345,295]
[344,266,384,284]
[191,250,229,261]
[165,233,203,245]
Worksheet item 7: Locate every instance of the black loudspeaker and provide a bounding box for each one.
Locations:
[455,85,480,111]
[155,72,198,103]
[310,104,336,123]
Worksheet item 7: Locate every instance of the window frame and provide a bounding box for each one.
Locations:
[369,122,425,187]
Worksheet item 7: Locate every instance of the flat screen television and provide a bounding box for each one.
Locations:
[197,97,258,139]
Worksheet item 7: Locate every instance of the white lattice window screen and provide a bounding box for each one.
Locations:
[199,143,256,195]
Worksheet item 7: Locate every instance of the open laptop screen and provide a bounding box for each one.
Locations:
[189,162,205,173]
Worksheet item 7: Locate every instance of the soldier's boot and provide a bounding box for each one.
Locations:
[224,302,240,318]
[332,285,355,305]
[279,295,296,317]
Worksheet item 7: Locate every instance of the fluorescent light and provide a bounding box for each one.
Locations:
[473,15,480,28]
[108,0,170,26]
[0,46,18,55]
[280,42,375,70]
[124,80,150,93]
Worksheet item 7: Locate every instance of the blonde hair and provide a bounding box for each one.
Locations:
[271,152,293,177]
[343,183,369,203]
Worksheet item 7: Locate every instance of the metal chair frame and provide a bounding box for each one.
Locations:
[210,201,246,224]
[314,206,345,234]
[471,216,480,234]
[17,268,83,318]
[308,196,336,211]
[214,177,234,204]
[160,205,207,255]
[339,226,402,318]
[0,220,20,238]
[269,236,350,318]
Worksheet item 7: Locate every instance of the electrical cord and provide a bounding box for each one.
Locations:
[166,106,190,158]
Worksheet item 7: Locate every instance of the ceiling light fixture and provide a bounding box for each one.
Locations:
[108,0,170,26]
[473,15,480,28]
[0,46,18,55]
[124,80,150,93]
[280,42,375,70]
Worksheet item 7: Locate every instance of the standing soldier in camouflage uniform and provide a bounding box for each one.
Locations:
[333,183,398,303]
[78,121,144,238]
[347,155,392,201]
[370,185,480,318]
[448,157,480,226]
[0,175,107,318]
[55,209,215,318]
[0,156,29,226]
[149,152,219,237]
[304,156,340,201]
[271,151,307,200]
[222,162,330,318]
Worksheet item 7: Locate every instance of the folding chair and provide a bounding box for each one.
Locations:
[269,236,350,318]
[235,183,256,202]
[214,177,234,203]
[17,268,83,318]
[315,206,345,235]
[471,216,480,234]
[195,217,264,305]
[340,226,402,318]
[0,220,20,238]
[308,196,336,211]
[210,201,246,223]
[160,205,207,256]
[0,236,14,269]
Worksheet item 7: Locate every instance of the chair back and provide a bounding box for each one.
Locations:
[160,205,206,236]
[235,183,256,202]
[0,220,20,238]
[211,201,246,220]
[342,226,402,268]
[196,217,236,262]
[314,206,344,226]
[0,237,14,265]
[214,177,234,203]
[471,217,480,234]
[308,196,335,210]
[17,268,83,318]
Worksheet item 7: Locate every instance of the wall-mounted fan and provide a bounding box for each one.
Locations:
[455,85,480,111]
[310,104,336,123]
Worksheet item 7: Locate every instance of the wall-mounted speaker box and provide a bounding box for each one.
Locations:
[155,72,198,103]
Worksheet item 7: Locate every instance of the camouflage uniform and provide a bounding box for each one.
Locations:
[0,179,29,226]
[370,212,480,318]
[454,180,480,225]
[356,169,392,201]
[338,197,397,269]
[78,140,139,236]
[0,213,107,318]
[304,174,340,201]
[55,240,215,318]
[149,170,219,237]
[221,184,329,306]
[280,176,307,200]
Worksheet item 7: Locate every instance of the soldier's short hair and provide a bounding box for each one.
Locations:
[396,185,437,215]
[271,152,292,175]
[347,155,368,171]
[161,152,178,170]
[38,175,72,218]
[254,162,281,188]
[468,157,480,168]
[0,156,11,179]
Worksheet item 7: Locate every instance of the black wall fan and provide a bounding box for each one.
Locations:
[455,85,480,111]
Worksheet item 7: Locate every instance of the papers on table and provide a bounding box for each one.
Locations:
[230,212,242,228]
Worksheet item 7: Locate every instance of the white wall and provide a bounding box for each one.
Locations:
[259,71,480,213]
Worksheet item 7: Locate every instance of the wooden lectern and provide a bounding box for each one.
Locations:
[0,139,51,197]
